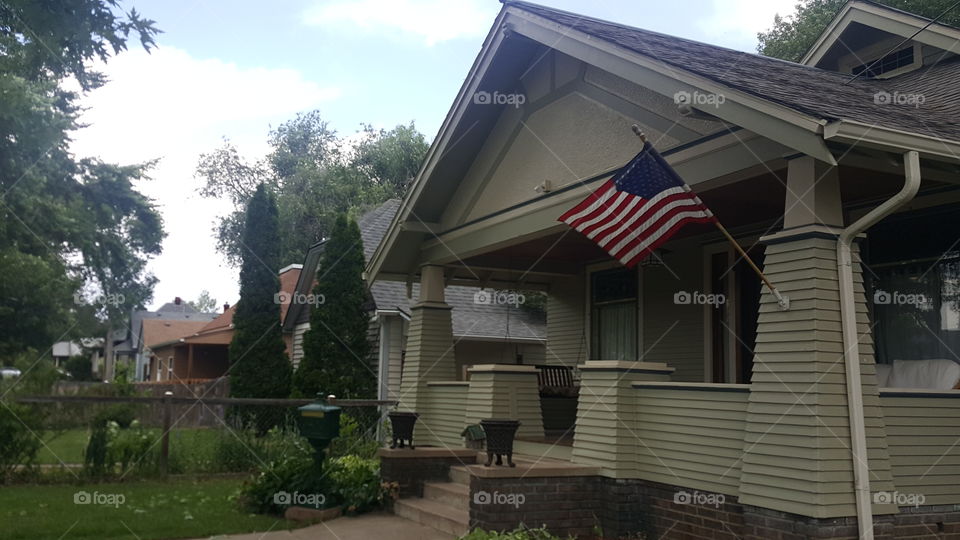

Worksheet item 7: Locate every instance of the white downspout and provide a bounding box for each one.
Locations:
[837,150,921,540]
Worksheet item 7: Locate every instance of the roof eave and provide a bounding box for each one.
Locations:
[824,120,960,162]
[366,5,514,283]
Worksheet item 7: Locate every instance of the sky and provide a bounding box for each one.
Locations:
[70,0,798,311]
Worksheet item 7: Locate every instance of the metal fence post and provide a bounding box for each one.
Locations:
[160,390,173,476]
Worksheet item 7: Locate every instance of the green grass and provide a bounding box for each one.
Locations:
[37,428,223,466]
[0,478,306,540]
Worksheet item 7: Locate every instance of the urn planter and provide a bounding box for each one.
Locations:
[388,411,419,449]
[480,418,520,467]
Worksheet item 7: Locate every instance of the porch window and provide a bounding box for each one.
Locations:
[868,206,960,365]
[590,267,638,360]
[872,258,960,363]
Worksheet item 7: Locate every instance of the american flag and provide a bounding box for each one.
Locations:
[558,142,715,268]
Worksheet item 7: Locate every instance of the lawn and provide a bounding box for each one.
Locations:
[38,428,223,466]
[0,478,306,540]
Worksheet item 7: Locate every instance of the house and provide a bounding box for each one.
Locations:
[146,266,303,382]
[109,298,219,381]
[282,199,547,403]
[370,1,960,538]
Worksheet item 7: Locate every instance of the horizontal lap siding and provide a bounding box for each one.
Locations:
[419,384,470,447]
[882,395,960,504]
[643,244,704,382]
[546,276,585,366]
[739,238,895,518]
[634,389,748,496]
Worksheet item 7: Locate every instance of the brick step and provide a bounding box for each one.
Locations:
[424,481,470,507]
[448,465,478,486]
[394,497,469,537]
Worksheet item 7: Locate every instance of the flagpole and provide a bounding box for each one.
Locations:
[631,125,790,310]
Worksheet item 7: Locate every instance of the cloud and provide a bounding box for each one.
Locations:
[696,0,799,51]
[70,46,340,309]
[302,0,497,45]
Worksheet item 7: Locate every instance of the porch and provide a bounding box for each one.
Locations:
[376,150,960,536]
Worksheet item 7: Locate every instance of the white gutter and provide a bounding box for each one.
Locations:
[837,150,921,540]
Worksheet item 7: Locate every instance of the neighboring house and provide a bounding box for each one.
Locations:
[367,1,960,538]
[283,199,547,403]
[111,298,219,382]
[51,339,103,372]
[147,266,302,382]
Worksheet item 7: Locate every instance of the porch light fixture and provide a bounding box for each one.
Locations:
[639,249,670,268]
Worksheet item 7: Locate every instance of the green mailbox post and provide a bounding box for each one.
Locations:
[296,394,341,467]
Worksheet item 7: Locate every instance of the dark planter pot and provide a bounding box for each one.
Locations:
[480,418,521,467]
[388,411,419,449]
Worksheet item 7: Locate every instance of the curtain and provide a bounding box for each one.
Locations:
[591,302,637,360]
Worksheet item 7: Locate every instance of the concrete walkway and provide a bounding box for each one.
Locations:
[191,512,456,540]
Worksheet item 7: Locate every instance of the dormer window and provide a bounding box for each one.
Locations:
[851,46,917,78]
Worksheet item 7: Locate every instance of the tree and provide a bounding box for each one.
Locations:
[293,214,374,399]
[0,1,164,358]
[196,113,429,267]
[758,0,960,61]
[188,290,218,313]
[228,184,292,433]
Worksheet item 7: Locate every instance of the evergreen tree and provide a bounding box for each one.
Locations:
[229,184,292,433]
[293,214,374,399]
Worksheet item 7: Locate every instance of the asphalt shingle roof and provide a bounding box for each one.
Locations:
[507,1,960,141]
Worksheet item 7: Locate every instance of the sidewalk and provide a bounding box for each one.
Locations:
[192,512,456,540]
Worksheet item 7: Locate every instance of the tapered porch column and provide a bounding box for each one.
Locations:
[397,265,456,414]
[738,157,895,525]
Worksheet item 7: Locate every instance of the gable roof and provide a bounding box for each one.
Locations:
[141,319,210,350]
[508,0,960,141]
[802,0,960,66]
[367,0,960,283]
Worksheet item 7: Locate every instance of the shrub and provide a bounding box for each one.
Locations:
[327,412,381,460]
[0,402,44,483]
[236,435,329,514]
[327,454,380,513]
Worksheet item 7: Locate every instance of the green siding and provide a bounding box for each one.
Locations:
[882,394,960,505]
[738,237,896,519]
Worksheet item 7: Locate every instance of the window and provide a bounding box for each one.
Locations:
[872,257,960,363]
[868,206,960,364]
[852,46,915,77]
[590,267,638,360]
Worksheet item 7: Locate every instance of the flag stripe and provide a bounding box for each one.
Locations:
[558,180,616,225]
[596,191,701,249]
[584,186,685,240]
[619,213,715,267]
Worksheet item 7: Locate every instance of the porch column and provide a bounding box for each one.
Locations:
[571,361,674,478]
[738,157,896,524]
[465,364,544,440]
[398,265,456,414]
